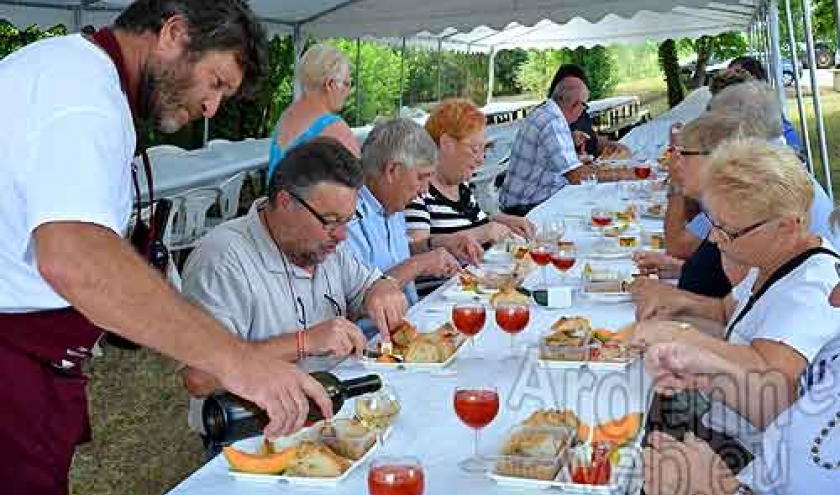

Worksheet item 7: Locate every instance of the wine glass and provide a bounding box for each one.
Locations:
[581,171,598,204]
[550,244,577,284]
[355,385,401,447]
[529,240,554,288]
[453,384,500,473]
[495,302,530,360]
[539,218,565,244]
[633,162,652,180]
[451,303,487,359]
[368,455,425,495]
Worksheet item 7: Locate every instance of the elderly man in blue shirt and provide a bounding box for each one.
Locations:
[348,119,465,324]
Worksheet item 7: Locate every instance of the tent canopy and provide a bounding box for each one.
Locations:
[1,0,762,43]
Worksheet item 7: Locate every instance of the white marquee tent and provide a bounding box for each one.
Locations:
[1,1,761,41]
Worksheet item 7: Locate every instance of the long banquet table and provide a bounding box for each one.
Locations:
[165,181,661,495]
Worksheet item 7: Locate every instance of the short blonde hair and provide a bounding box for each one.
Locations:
[424,98,486,145]
[704,138,813,225]
[296,44,349,94]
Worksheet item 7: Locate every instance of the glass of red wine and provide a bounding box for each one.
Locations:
[368,455,425,495]
[453,384,500,473]
[529,240,554,288]
[550,244,577,284]
[495,302,530,360]
[633,163,652,180]
[451,303,487,359]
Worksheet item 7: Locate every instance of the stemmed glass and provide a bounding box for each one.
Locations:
[453,384,500,473]
[355,385,401,447]
[551,244,577,285]
[451,303,487,359]
[368,456,425,495]
[529,240,554,288]
[495,302,530,361]
[581,171,598,204]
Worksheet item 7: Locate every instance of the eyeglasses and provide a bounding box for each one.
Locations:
[295,293,343,330]
[703,211,773,243]
[835,262,840,279]
[287,190,357,233]
[676,148,710,156]
[580,101,590,111]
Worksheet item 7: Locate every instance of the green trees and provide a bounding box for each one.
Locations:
[516,46,618,100]
[658,39,685,108]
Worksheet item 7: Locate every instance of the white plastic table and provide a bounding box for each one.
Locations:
[165,181,660,495]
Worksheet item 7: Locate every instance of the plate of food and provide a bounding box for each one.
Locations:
[488,409,644,495]
[538,317,637,370]
[223,417,392,486]
[360,321,467,371]
[641,203,665,219]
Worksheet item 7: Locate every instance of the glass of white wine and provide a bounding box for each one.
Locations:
[355,385,401,447]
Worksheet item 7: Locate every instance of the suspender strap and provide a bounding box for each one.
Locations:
[725,247,840,340]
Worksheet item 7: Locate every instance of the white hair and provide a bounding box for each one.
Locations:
[361,118,438,175]
[295,44,349,95]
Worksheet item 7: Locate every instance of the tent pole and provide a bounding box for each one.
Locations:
[834,0,840,66]
[486,48,497,105]
[292,24,305,101]
[769,0,785,101]
[436,38,443,103]
[802,0,834,198]
[398,37,406,114]
[354,38,362,126]
[784,0,815,174]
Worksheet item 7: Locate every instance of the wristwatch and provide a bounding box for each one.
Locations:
[379,274,400,287]
[733,483,754,495]
[667,184,684,198]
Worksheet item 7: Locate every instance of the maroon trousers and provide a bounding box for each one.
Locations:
[0,309,102,495]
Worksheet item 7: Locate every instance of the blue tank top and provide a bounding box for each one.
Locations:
[267,113,343,181]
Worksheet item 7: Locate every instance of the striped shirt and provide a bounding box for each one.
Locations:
[405,183,489,295]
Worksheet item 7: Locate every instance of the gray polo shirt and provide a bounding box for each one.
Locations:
[182,198,381,432]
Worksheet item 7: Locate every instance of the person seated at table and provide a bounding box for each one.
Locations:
[266,44,359,180]
[347,118,464,322]
[635,85,836,300]
[546,64,630,159]
[641,335,840,495]
[630,138,840,463]
[498,75,634,217]
[728,55,803,152]
[405,98,535,295]
[180,139,407,452]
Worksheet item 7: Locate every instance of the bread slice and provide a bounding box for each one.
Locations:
[502,430,566,458]
[550,316,591,334]
[390,321,418,350]
[490,287,530,308]
[404,337,448,363]
[521,409,581,431]
[319,419,376,461]
[284,441,352,478]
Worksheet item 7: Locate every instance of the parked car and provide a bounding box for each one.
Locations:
[680,53,802,87]
[800,42,834,69]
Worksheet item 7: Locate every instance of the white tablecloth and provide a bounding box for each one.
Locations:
[165,182,660,495]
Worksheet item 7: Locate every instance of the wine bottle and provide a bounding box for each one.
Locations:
[202,371,382,445]
[148,198,173,273]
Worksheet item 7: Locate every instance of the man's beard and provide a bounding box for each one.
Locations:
[138,56,195,134]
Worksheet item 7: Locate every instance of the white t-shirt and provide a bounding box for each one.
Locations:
[0,35,135,312]
[704,239,840,453]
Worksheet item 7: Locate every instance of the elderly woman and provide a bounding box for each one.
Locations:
[641,260,840,495]
[405,98,535,295]
[631,138,840,461]
[267,44,359,179]
[347,118,462,312]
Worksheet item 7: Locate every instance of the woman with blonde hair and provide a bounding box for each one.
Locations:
[631,138,840,468]
[405,98,535,295]
[267,44,359,179]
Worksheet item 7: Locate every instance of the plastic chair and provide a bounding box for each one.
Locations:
[169,187,220,252]
[205,171,247,229]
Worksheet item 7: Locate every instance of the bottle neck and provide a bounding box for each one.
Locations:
[343,374,382,397]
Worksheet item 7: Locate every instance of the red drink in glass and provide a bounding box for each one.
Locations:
[368,460,425,495]
[495,305,530,334]
[591,214,613,227]
[530,248,552,266]
[452,305,486,336]
[454,389,499,428]
[633,164,651,179]
[551,254,576,272]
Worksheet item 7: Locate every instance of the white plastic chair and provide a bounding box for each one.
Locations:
[207,139,232,148]
[169,187,220,252]
[147,144,187,161]
[205,171,247,229]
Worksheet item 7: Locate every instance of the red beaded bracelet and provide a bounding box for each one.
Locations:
[296,330,305,360]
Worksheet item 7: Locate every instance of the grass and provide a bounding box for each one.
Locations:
[613,76,670,118]
[786,87,840,195]
[70,348,202,495]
